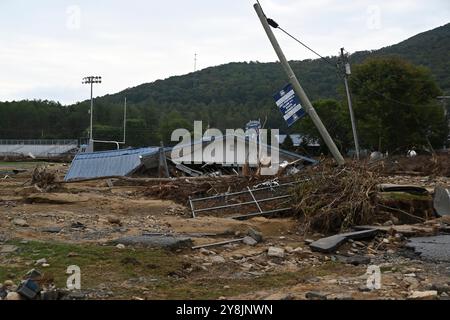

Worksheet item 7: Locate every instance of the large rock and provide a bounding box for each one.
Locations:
[243,236,258,246]
[268,247,285,258]
[111,235,193,251]
[247,229,263,243]
[12,219,29,227]
[210,255,226,264]
[0,245,18,254]
[408,290,438,300]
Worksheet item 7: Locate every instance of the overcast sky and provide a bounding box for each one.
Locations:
[0,0,448,105]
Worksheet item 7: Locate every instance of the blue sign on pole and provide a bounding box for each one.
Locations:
[273,84,306,127]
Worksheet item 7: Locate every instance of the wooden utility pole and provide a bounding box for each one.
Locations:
[254,3,345,165]
[340,48,361,160]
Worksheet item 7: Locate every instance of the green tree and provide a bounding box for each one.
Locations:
[294,99,352,153]
[159,111,193,146]
[349,57,447,152]
[281,134,294,151]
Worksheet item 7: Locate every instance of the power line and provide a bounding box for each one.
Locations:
[265,16,438,109]
[277,26,338,70]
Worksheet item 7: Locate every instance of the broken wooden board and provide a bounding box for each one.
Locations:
[378,184,429,195]
[25,193,90,205]
[309,229,378,253]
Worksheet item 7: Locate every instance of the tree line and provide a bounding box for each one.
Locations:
[0,57,448,154]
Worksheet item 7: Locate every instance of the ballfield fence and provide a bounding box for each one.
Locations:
[0,139,79,159]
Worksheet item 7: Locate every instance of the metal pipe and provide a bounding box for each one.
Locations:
[190,181,300,203]
[192,238,245,250]
[193,194,292,214]
[231,207,292,220]
[248,186,263,213]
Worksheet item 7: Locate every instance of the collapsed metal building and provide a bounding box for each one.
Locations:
[64,134,317,181]
[64,147,162,181]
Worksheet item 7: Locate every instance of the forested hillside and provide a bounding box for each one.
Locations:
[0,23,448,148]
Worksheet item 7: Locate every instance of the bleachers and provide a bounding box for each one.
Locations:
[0,140,79,158]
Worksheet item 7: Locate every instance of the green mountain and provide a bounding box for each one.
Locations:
[351,23,450,93]
[1,23,449,145]
[93,22,450,133]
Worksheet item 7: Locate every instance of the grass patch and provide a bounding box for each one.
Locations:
[0,162,48,169]
[0,240,183,296]
[0,241,363,300]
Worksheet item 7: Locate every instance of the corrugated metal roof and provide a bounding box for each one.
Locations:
[170,135,318,165]
[64,147,160,181]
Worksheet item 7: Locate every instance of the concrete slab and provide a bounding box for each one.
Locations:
[434,186,450,217]
[112,235,193,251]
[310,229,378,253]
[406,235,450,263]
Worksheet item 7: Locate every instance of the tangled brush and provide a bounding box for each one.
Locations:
[291,162,381,234]
[31,166,60,192]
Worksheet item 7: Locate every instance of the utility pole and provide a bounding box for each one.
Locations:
[82,76,102,152]
[254,3,345,165]
[438,96,450,147]
[194,53,198,72]
[437,96,450,118]
[123,97,127,144]
[340,48,361,160]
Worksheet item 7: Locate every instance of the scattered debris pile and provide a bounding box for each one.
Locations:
[291,163,380,233]
[0,269,83,301]
[189,180,294,220]
[382,155,450,177]
[31,167,60,192]
[140,176,287,205]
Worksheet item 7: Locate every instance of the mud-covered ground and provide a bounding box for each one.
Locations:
[1,161,449,300]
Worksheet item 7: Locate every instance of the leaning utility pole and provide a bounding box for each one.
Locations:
[340,48,361,160]
[254,3,345,165]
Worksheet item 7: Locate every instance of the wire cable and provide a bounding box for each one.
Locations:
[277,26,338,70]
[265,16,437,108]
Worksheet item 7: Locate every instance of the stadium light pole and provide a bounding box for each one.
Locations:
[82,76,102,151]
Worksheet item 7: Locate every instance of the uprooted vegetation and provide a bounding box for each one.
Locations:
[291,163,381,234]
[137,175,292,205]
[30,166,61,192]
[289,158,444,234]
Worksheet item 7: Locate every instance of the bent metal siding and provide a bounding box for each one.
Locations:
[64,147,160,181]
